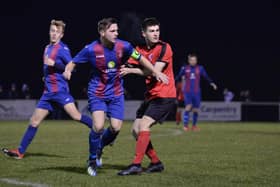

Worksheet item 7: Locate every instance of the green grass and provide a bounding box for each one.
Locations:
[0,121,280,187]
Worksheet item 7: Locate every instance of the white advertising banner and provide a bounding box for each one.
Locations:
[124,100,142,120]
[0,100,37,120]
[76,100,91,117]
[199,102,241,121]
[0,100,241,121]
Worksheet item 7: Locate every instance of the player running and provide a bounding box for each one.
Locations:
[2,20,93,159]
[63,17,168,176]
[176,53,217,131]
[118,17,176,175]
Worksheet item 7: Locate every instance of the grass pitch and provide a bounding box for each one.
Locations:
[0,120,280,187]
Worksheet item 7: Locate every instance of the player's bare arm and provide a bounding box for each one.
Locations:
[138,55,169,84]
[120,61,166,78]
[44,56,55,66]
[120,64,150,77]
[63,61,76,80]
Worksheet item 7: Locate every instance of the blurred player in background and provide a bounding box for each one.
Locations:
[2,20,93,159]
[63,17,168,176]
[118,17,176,175]
[223,88,234,103]
[175,76,185,125]
[176,53,217,132]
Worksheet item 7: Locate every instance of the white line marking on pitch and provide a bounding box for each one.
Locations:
[0,178,48,187]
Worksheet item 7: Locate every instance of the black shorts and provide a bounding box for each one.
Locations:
[176,100,185,108]
[136,98,176,124]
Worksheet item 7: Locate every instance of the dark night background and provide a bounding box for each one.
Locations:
[0,1,279,101]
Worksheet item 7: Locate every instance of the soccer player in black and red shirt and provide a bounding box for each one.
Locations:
[118,17,176,175]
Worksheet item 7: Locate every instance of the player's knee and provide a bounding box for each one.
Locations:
[93,126,104,133]
[192,108,199,113]
[131,129,138,139]
[29,117,41,127]
[185,106,192,111]
[111,124,122,132]
[138,119,152,131]
[71,113,81,121]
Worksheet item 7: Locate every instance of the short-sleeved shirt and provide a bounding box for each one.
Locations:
[43,41,72,93]
[72,39,140,98]
[128,41,176,100]
[176,65,213,94]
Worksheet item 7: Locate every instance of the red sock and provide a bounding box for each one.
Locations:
[133,131,150,165]
[176,111,181,123]
[146,141,160,164]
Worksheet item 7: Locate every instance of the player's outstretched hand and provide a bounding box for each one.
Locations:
[44,56,55,66]
[120,65,131,77]
[63,71,72,80]
[210,83,218,90]
[154,71,169,84]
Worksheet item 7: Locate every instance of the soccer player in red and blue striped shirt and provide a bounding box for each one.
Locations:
[176,53,217,131]
[2,20,93,159]
[63,17,168,176]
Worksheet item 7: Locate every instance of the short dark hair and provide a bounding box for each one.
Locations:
[98,17,118,33]
[188,53,198,58]
[141,17,160,31]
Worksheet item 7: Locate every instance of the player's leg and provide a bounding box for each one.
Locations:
[191,94,201,131]
[56,92,92,129]
[87,97,107,176]
[176,100,185,125]
[2,95,52,159]
[118,115,154,176]
[183,93,192,131]
[96,96,124,167]
[99,118,121,150]
[131,100,148,139]
[2,108,49,159]
[64,102,92,129]
[99,96,124,150]
[87,110,105,176]
[132,118,160,162]
[118,99,175,175]
[175,104,181,125]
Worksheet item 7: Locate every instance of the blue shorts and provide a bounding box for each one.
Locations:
[37,92,75,111]
[184,93,201,108]
[88,95,124,120]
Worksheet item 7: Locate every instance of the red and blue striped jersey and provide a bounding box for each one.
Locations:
[43,41,72,93]
[72,39,139,98]
[176,65,213,93]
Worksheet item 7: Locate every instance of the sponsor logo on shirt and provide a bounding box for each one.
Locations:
[190,73,196,79]
[148,54,153,61]
[108,61,116,68]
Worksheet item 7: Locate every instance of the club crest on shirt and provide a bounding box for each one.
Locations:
[108,61,116,69]
[148,54,153,61]
[190,73,196,79]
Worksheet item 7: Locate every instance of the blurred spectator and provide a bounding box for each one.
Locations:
[7,83,19,99]
[223,88,234,103]
[240,89,251,102]
[21,83,31,99]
